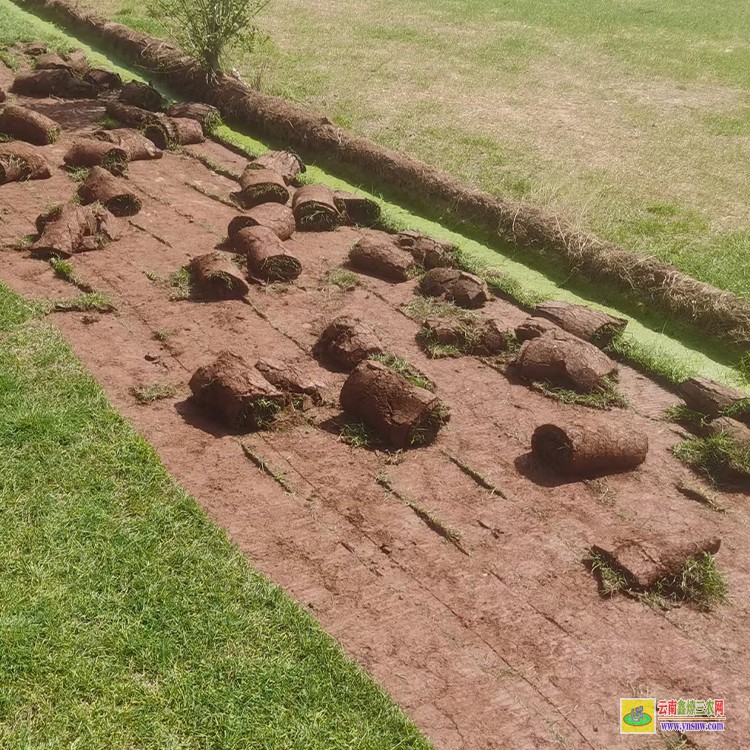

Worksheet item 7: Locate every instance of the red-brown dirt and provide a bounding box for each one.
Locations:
[1,63,748,750]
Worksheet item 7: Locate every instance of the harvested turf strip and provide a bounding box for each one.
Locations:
[30,203,101,258]
[513,329,618,393]
[419,268,490,309]
[534,301,627,348]
[94,128,162,161]
[234,167,289,209]
[228,204,295,241]
[348,233,417,282]
[166,102,220,131]
[169,117,204,145]
[334,191,381,227]
[11,68,97,99]
[189,350,286,431]
[188,252,250,300]
[0,142,51,183]
[64,139,128,175]
[397,231,457,269]
[532,421,648,477]
[77,166,141,217]
[248,150,304,185]
[313,316,383,371]
[143,117,204,149]
[591,537,721,590]
[292,184,340,231]
[118,80,164,112]
[234,226,301,283]
[340,360,449,449]
[0,105,60,145]
[707,417,750,450]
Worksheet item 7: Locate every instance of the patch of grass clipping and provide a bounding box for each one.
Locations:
[0,281,431,749]
[167,267,193,300]
[131,383,177,403]
[664,403,709,430]
[588,550,628,597]
[339,419,377,449]
[673,434,750,485]
[64,166,91,183]
[371,352,435,391]
[535,378,629,410]
[324,268,359,291]
[49,292,114,313]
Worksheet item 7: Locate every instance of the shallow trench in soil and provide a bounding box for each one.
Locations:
[1,61,749,750]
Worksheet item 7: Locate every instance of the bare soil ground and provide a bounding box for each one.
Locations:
[1,62,748,749]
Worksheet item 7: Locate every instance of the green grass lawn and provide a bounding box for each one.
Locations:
[69,0,750,300]
[0,284,430,748]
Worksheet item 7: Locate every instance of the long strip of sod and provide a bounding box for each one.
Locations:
[0,283,431,749]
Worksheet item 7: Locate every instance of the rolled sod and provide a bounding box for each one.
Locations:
[95,128,162,161]
[292,184,340,231]
[11,69,97,99]
[0,142,51,183]
[77,166,141,217]
[0,105,61,146]
[0,88,6,103]
[535,300,627,347]
[118,81,164,112]
[248,151,304,185]
[513,329,618,393]
[334,191,382,227]
[227,204,296,241]
[234,167,290,209]
[64,140,128,175]
[143,117,204,150]
[397,230,457,269]
[255,358,326,405]
[421,316,509,356]
[188,252,250,300]
[105,101,155,129]
[680,377,750,423]
[166,102,221,131]
[531,421,648,477]
[312,316,383,371]
[340,360,450,448]
[234,226,302,283]
[189,350,286,431]
[515,316,559,342]
[30,203,100,258]
[85,68,122,90]
[348,234,417,282]
[419,268,490,309]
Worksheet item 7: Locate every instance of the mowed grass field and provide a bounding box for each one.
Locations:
[80,0,750,299]
[0,285,430,749]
